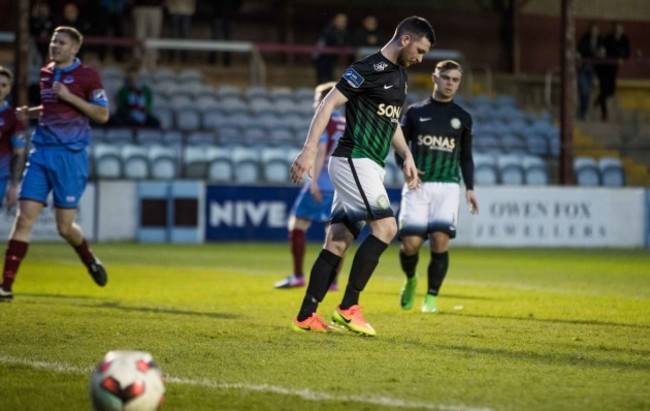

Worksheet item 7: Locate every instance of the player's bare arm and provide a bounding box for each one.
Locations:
[309,141,328,203]
[16,105,43,121]
[53,82,109,124]
[392,124,420,189]
[5,145,26,210]
[291,88,347,184]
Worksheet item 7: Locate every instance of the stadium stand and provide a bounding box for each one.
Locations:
[96,67,566,187]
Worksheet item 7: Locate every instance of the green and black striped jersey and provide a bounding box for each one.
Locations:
[400,98,475,188]
[333,52,407,167]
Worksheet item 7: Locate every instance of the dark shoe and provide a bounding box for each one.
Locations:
[0,286,14,302]
[87,256,108,287]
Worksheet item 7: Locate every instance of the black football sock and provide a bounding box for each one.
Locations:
[297,249,341,321]
[341,234,388,309]
[399,250,419,279]
[427,251,449,295]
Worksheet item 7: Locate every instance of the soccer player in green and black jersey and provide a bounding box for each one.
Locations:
[289,16,435,335]
[397,60,479,313]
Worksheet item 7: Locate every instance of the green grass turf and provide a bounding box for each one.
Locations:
[0,242,648,411]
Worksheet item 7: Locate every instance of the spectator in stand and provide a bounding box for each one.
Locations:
[166,0,197,62]
[57,2,95,59]
[132,0,165,70]
[352,15,385,49]
[595,22,631,122]
[208,0,243,66]
[97,0,127,62]
[110,64,160,128]
[30,1,55,61]
[576,24,603,120]
[313,13,350,84]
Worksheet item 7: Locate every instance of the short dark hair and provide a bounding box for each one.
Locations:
[0,66,14,83]
[435,60,462,74]
[394,16,436,46]
[53,26,83,46]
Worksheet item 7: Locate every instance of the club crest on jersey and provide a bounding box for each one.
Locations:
[451,118,461,129]
[93,89,107,101]
[376,195,390,210]
[63,76,74,84]
[343,68,364,88]
[373,62,388,72]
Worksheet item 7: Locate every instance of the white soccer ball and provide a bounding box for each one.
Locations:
[90,350,165,411]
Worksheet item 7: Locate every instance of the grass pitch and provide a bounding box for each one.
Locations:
[0,242,648,411]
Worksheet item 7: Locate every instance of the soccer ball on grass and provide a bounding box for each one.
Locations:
[89,350,165,411]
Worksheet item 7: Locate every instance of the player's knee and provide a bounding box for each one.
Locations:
[14,213,36,232]
[372,218,397,243]
[56,222,74,239]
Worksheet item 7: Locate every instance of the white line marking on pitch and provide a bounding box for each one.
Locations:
[0,355,493,411]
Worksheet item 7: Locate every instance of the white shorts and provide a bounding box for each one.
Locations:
[398,182,460,238]
[328,156,393,237]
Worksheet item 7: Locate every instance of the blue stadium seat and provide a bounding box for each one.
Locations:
[473,153,498,185]
[122,144,150,179]
[135,129,164,147]
[574,156,601,186]
[149,145,179,179]
[270,87,294,102]
[94,143,123,179]
[219,97,249,116]
[497,154,525,185]
[260,147,291,183]
[201,107,224,130]
[231,146,261,184]
[244,86,269,101]
[175,106,202,131]
[500,133,527,154]
[105,128,134,145]
[522,155,549,185]
[523,132,549,157]
[162,130,183,147]
[207,147,234,182]
[151,68,176,84]
[187,131,217,146]
[215,85,242,99]
[598,157,625,187]
[183,146,209,178]
[152,106,174,130]
[177,69,203,85]
[242,126,267,144]
[217,125,242,144]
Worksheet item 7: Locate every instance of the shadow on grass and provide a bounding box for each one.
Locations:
[440,311,650,329]
[409,340,650,372]
[373,291,496,300]
[85,302,240,320]
[20,293,239,320]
